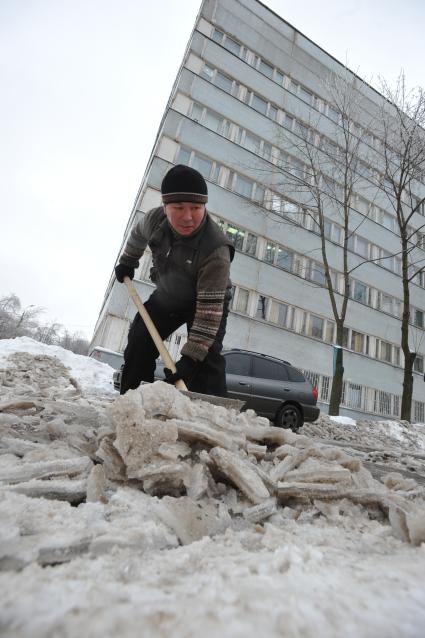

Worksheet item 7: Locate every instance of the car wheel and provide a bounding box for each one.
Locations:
[276,404,303,431]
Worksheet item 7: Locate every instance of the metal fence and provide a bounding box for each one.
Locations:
[302,368,423,422]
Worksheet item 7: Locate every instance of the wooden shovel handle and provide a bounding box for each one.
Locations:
[124,277,187,391]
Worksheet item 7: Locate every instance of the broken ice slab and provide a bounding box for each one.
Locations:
[183,463,209,500]
[157,441,192,461]
[86,464,108,504]
[273,444,301,459]
[246,442,268,459]
[209,447,270,504]
[0,437,41,457]
[0,456,93,484]
[0,400,41,413]
[153,495,232,545]
[243,497,277,523]
[174,420,236,450]
[283,467,353,484]
[37,536,92,566]
[385,494,425,546]
[114,417,178,474]
[270,450,311,482]
[2,478,87,503]
[277,482,389,507]
[95,437,127,481]
[136,461,188,497]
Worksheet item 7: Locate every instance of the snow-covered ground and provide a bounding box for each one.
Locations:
[1,337,425,638]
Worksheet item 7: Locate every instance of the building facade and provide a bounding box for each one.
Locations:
[91,0,425,421]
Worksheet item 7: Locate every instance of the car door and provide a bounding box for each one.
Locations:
[250,356,291,418]
[223,352,254,408]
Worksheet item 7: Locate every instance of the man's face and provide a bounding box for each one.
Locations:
[165,202,206,236]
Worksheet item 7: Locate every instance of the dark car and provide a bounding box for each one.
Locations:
[113,348,319,430]
[223,349,319,430]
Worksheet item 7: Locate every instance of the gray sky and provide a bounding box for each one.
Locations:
[1,0,424,340]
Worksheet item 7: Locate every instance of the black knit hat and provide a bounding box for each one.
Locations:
[161,164,208,204]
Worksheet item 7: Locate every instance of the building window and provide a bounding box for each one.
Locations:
[353,281,367,303]
[268,104,278,121]
[234,288,249,314]
[244,131,262,154]
[309,315,324,339]
[223,36,241,55]
[233,174,253,198]
[275,70,284,85]
[256,295,268,319]
[414,355,424,374]
[212,29,224,44]
[191,103,204,121]
[225,224,245,250]
[325,320,335,343]
[393,300,402,318]
[283,114,294,130]
[215,71,233,93]
[276,247,293,271]
[417,232,425,250]
[414,309,424,328]
[357,198,369,215]
[393,347,400,366]
[378,293,394,314]
[251,93,268,115]
[259,59,274,78]
[200,64,215,81]
[283,201,300,220]
[264,242,276,264]
[192,155,213,179]
[252,185,264,204]
[355,236,369,259]
[204,109,224,133]
[310,262,326,286]
[245,233,258,256]
[351,331,365,353]
[328,105,339,122]
[270,194,284,214]
[269,300,288,327]
[177,147,192,165]
[299,86,313,104]
[378,340,393,363]
[382,211,395,231]
[262,142,272,160]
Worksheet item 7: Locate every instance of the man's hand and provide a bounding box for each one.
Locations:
[164,355,198,385]
[115,264,135,283]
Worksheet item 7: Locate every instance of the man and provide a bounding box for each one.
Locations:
[114,164,234,397]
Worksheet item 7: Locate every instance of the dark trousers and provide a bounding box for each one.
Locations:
[120,291,229,397]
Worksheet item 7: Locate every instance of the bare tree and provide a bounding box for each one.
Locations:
[34,321,63,345]
[0,294,43,339]
[57,330,90,355]
[375,73,425,421]
[0,294,21,339]
[257,71,379,414]
[0,293,90,356]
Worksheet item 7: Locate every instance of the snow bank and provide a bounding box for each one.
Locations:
[329,415,356,426]
[0,337,114,395]
[1,342,425,637]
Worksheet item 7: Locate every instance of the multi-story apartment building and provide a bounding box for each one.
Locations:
[91,0,425,421]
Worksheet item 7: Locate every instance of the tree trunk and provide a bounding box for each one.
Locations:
[329,329,344,415]
[400,360,414,421]
[400,308,415,421]
[400,232,414,422]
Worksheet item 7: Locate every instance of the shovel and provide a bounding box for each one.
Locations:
[124,277,243,410]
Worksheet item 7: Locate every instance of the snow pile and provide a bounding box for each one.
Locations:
[301,413,425,451]
[0,337,114,396]
[1,342,425,637]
